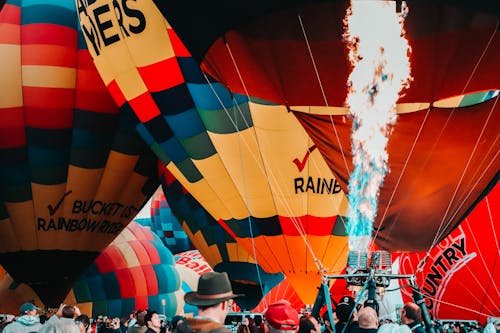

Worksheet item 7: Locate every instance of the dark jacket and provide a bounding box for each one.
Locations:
[174,318,231,333]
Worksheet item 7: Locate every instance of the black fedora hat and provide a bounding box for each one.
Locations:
[184,272,243,306]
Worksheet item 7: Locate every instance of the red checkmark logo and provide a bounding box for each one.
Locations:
[293,145,316,172]
[47,190,72,216]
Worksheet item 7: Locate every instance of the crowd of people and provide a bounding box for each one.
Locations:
[0,272,498,333]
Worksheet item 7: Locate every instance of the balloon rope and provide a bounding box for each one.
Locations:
[231,94,268,305]
[414,287,500,318]
[220,43,327,276]
[297,13,351,178]
[373,20,499,262]
[425,23,499,256]
[432,97,499,245]
[200,72,279,276]
[297,13,330,107]
[461,215,500,310]
[370,105,431,249]
[202,70,324,289]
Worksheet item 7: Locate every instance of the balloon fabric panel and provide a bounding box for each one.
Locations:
[0,0,159,306]
[396,183,500,323]
[295,100,499,252]
[78,0,349,305]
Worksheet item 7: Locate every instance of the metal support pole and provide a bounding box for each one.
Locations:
[311,284,325,318]
[409,277,436,333]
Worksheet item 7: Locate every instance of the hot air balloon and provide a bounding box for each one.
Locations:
[160,172,284,311]
[77,0,350,304]
[151,0,499,253]
[174,250,213,316]
[0,222,184,317]
[65,221,181,318]
[394,183,500,323]
[150,188,192,254]
[0,0,158,306]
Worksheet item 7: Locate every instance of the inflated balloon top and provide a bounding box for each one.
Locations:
[0,0,158,306]
[66,221,181,318]
[77,0,350,304]
[151,0,499,252]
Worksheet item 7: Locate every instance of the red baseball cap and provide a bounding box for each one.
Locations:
[264,300,299,331]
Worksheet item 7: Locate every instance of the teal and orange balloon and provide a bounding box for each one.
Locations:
[78,0,350,304]
[160,170,284,311]
[0,0,158,306]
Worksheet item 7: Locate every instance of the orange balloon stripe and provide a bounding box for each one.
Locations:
[21,44,75,67]
[0,23,20,44]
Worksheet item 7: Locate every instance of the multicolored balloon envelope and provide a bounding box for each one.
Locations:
[150,188,192,254]
[160,173,284,311]
[0,222,183,317]
[65,221,181,318]
[174,250,213,316]
[0,0,158,306]
[154,0,499,253]
[77,1,350,304]
[396,183,499,323]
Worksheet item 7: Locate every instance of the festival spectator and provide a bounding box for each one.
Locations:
[128,311,148,333]
[350,307,378,333]
[264,300,299,333]
[400,303,424,333]
[38,304,80,333]
[144,311,162,333]
[335,296,358,333]
[298,316,321,333]
[3,302,43,333]
[76,315,91,333]
[174,272,242,333]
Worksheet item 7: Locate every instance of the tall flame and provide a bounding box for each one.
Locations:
[344,0,412,252]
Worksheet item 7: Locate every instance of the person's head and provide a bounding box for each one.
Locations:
[96,315,104,325]
[264,300,299,333]
[400,303,421,325]
[170,315,185,330]
[144,310,161,332]
[298,316,321,333]
[335,296,356,324]
[184,271,242,323]
[19,302,40,317]
[321,310,338,329]
[62,305,76,318]
[76,315,90,333]
[136,310,147,326]
[357,307,379,329]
